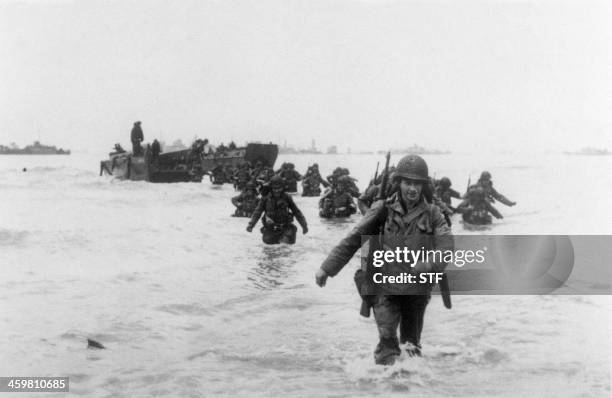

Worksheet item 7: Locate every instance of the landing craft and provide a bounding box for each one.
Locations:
[100,142,278,183]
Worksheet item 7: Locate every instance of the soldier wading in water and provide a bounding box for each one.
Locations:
[315,155,453,365]
[247,176,308,244]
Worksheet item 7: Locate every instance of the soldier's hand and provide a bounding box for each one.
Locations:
[315,268,328,287]
[302,226,308,234]
[246,225,253,232]
[509,201,517,207]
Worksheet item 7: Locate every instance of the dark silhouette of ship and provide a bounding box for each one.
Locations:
[0,141,70,155]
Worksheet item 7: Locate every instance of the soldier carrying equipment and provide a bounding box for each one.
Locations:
[315,154,454,365]
[247,176,308,244]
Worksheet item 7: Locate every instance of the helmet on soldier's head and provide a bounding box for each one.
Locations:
[246,181,257,190]
[439,177,451,188]
[341,168,350,175]
[480,171,492,181]
[270,175,285,188]
[394,155,428,182]
[313,163,319,168]
[337,175,350,186]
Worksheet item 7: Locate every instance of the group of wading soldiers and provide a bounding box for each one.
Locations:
[235,154,516,365]
[233,156,516,236]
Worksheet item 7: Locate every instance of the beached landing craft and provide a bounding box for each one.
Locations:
[100,142,278,183]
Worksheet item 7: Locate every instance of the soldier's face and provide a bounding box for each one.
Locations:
[399,179,423,204]
[272,186,283,196]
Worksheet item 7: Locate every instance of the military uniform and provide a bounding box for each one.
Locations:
[130,121,144,156]
[231,184,260,217]
[457,185,503,225]
[233,166,251,191]
[319,176,357,218]
[302,173,322,197]
[278,164,302,193]
[477,171,516,206]
[435,177,461,210]
[319,190,357,218]
[248,177,308,244]
[317,155,453,365]
[210,165,226,185]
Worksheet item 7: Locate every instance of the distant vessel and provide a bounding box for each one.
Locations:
[563,147,610,156]
[378,144,450,155]
[100,141,278,183]
[0,141,70,155]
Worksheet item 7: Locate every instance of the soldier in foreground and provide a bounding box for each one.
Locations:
[315,155,453,365]
[247,176,308,244]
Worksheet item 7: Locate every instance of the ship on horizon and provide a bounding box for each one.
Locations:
[377,143,450,155]
[563,147,610,156]
[0,141,71,155]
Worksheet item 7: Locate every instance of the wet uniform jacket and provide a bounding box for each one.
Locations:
[231,191,260,216]
[478,180,513,206]
[248,193,307,230]
[302,175,322,196]
[435,187,461,206]
[456,195,503,223]
[319,190,357,217]
[321,193,453,294]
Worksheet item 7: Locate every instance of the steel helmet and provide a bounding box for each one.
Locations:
[394,155,429,182]
[439,177,451,188]
[480,171,492,181]
[270,175,285,188]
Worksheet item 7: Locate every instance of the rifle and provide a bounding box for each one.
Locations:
[466,175,471,196]
[373,161,380,185]
[357,151,391,317]
[376,151,391,201]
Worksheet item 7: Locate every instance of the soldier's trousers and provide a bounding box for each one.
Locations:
[261,223,297,245]
[372,294,430,364]
[131,141,142,156]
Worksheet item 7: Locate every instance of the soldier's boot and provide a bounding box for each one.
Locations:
[374,337,401,365]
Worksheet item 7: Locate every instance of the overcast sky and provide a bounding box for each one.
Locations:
[1,0,611,153]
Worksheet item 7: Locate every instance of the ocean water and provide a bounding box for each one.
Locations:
[0,151,610,397]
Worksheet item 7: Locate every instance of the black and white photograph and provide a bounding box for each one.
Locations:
[1,0,611,397]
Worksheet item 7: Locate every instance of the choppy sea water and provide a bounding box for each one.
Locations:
[0,152,610,397]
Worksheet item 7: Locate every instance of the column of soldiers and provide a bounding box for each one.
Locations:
[228,154,517,366]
